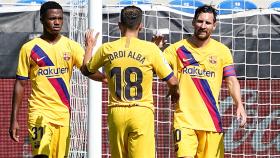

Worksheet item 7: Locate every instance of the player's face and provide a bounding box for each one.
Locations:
[193,12,216,41]
[42,9,63,36]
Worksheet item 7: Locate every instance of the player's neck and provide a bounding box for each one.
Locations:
[40,33,61,45]
[189,36,211,48]
[122,30,139,38]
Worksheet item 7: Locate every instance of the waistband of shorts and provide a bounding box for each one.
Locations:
[109,103,140,107]
[108,104,154,112]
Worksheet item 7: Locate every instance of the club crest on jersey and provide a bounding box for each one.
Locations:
[209,56,217,64]
[63,52,71,61]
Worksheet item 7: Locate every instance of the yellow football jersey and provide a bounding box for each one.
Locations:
[164,38,236,132]
[16,36,84,126]
[87,37,173,110]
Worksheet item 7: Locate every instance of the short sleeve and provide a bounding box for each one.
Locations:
[163,44,177,69]
[151,45,173,81]
[86,45,105,73]
[222,47,236,77]
[16,45,30,80]
[72,42,85,69]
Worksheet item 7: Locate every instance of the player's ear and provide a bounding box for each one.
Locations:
[40,16,43,24]
[213,21,217,30]
[138,23,143,32]
[118,22,123,31]
[118,22,126,35]
[192,19,195,27]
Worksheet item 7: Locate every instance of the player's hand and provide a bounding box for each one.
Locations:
[9,120,20,142]
[236,104,247,128]
[99,72,108,84]
[85,29,100,48]
[88,70,108,83]
[151,35,166,48]
[166,88,180,105]
[102,77,108,84]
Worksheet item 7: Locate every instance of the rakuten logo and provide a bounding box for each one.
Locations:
[182,67,215,78]
[38,67,69,77]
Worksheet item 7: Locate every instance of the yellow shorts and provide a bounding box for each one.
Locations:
[108,106,155,158]
[28,121,70,158]
[174,128,224,158]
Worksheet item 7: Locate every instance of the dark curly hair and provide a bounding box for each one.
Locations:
[40,1,63,19]
[193,5,217,23]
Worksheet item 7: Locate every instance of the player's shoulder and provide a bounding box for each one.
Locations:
[165,39,185,51]
[210,38,230,51]
[173,39,186,47]
[21,37,41,50]
[97,40,114,52]
[104,38,157,49]
[139,39,159,49]
[210,39,232,58]
[60,35,84,52]
[102,40,114,47]
[60,35,81,46]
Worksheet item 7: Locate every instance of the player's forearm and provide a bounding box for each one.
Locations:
[226,76,242,107]
[10,80,25,123]
[87,70,107,82]
[80,42,93,76]
[80,64,92,77]
[167,75,180,103]
[226,76,247,126]
[83,45,94,66]
[80,65,106,82]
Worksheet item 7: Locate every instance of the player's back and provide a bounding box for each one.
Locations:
[100,37,172,110]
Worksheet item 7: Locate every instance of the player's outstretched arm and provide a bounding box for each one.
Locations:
[166,75,180,104]
[87,71,107,83]
[83,29,99,65]
[80,63,107,82]
[80,29,107,83]
[152,35,165,49]
[9,79,26,142]
[225,76,247,127]
[151,29,169,49]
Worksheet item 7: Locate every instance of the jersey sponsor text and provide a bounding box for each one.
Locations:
[182,66,215,78]
[38,67,69,77]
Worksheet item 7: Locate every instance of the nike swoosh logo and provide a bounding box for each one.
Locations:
[182,58,192,62]
[36,56,46,62]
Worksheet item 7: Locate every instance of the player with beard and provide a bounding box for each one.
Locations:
[155,5,247,158]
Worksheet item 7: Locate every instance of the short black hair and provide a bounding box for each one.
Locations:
[194,5,217,23]
[40,1,63,18]
[120,6,142,30]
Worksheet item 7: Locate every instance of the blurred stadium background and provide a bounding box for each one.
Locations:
[0,0,279,157]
